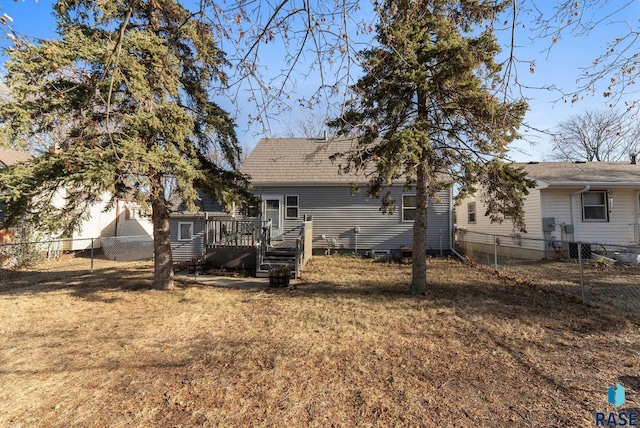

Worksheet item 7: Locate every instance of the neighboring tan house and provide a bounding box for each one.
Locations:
[0,148,32,242]
[241,137,454,255]
[457,161,640,247]
[0,148,32,169]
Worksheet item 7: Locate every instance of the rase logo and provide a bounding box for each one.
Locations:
[595,383,637,427]
[610,384,626,408]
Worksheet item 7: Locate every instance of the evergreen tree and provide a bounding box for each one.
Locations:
[0,0,253,289]
[331,0,534,295]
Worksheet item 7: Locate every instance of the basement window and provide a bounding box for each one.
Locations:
[582,191,608,221]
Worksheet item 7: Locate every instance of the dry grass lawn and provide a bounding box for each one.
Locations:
[1,256,639,427]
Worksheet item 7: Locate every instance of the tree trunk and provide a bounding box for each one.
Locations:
[410,88,429,296]
[410,150,428,295]
[150,176,174,290]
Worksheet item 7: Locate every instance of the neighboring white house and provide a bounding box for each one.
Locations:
[457,161,640,246]
[0,148,153,249]
[57,192,154,250]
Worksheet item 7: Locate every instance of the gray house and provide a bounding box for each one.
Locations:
[241,137,453,255]
[169,193,249,262]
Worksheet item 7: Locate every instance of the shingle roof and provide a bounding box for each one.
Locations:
[0,148,31,168]
[241,138,373,185]
[517,161,640,186]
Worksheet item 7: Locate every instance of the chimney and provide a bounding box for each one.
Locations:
[631,153,637,165]
[323,130,328,141]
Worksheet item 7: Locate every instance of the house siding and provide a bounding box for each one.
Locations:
[541,187,638,244]
[457,189,543,239]
[460,186,640,246]
[540,189,575,240]
[48,190,154,251]
[254,185,451,252]
[169,217,206,261]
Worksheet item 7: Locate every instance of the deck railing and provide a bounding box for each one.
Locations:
[294,219,313,277]
[294,225,304,278]
[206,219,268,248]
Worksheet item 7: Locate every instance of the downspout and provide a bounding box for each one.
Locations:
[448,188,464,260]
[570,185,590,242]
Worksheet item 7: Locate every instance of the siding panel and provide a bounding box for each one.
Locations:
[255,186,451,252]
[542,187,637,244]
[460,186,640,245]
[170,218,206,261]
[457,189,543,239]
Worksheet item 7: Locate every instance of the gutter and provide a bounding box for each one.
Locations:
[548,182,640,188]
[570,185,590,242]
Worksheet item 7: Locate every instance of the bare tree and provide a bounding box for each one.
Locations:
[205,1,369,132]
[282,111,331,138]
[526,0,640,105]
[550,109,640,161]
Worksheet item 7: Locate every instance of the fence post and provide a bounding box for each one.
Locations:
[90,238,94,274]
[578,242,586,303]
[494,235,498,270]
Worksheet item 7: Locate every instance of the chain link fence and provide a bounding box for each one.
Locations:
[455,229,640,317]
[1,235,154,278]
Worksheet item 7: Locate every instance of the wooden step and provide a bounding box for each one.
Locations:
[266,250,296,257]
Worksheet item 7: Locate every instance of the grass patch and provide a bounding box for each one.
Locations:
[1,256,638,426]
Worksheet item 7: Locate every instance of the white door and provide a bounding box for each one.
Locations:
[262,195,283,240]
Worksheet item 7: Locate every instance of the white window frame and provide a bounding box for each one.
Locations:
[468,202,476,224]
[402,194,417,222]
[125,206,148,220]
[178,222,194,241]
[582,191,608,222]
[285,195,299,219]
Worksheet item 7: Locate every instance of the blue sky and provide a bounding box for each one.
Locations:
[1,0,637,162]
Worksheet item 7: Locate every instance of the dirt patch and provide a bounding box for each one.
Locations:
[1,256,638,426]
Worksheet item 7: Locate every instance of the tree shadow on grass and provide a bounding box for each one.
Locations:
[287,261,634,334]
[3,257,635,333]
[1,264,158,298]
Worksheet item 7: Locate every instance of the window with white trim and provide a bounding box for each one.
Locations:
[178,222,194,241]
[468,202,476,224]
[402,195,417,222]
[582,191,608,221]
[285,195,299,219]
[125,206,148,220]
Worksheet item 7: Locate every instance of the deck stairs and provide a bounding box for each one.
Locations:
[256,240,298,278]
